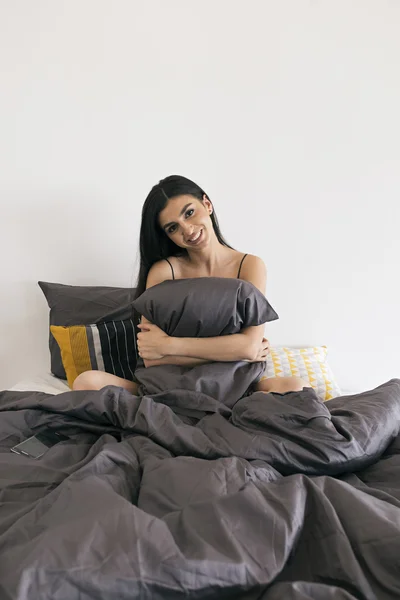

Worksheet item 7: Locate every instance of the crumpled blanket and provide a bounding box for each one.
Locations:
[0,378,399,599]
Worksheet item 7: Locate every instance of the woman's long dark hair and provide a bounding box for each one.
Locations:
[134,175,234,298]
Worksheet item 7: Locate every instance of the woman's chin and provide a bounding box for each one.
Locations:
[189,239,208,252]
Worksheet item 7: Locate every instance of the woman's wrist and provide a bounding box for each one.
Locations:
[163,335,181,357]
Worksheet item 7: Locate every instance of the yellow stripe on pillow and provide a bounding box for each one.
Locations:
[50,325,91,388]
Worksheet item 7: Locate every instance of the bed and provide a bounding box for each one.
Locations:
[7,371,358,398]
[1,376,400,599]
[8,372,70,395]
[1,278,399,598]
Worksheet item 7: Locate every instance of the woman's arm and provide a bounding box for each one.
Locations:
[140,316,211,368]
[139,260,211,368]
[165,325,263,362]
[138,255,267,365]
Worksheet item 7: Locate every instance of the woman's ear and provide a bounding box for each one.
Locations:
[203,194,213,215]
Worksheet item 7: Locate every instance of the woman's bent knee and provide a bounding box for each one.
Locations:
[255,375,308,394]
[72,370,139,394]
[287,376,308,392]
[72,371,100,391]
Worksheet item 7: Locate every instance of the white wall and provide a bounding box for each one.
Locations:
[1,0,399,392]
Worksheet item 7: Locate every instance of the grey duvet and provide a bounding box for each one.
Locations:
[1,376,400,599]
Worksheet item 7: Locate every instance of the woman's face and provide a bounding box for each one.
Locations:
[158,194,213,249]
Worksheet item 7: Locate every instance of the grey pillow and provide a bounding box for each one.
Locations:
[38,281,137,379]
[132,277,278,337]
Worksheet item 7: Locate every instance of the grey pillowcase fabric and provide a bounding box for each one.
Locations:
[132,277,278,337]
[38,281,137,380]
[133,277,277,404]
[135,360,267,409]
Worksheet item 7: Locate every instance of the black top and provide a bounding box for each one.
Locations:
[165,254,248,281]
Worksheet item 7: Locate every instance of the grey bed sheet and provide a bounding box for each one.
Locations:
[0,378,400,599]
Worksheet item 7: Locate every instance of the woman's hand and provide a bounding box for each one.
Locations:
[249,337,270,363]
[137,323,171,360]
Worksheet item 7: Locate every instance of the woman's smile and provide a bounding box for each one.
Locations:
[186,228,204,245]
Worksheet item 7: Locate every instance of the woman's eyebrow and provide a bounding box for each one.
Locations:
[162,203,193,230]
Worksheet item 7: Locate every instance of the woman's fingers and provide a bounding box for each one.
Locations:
[261,338,270,353]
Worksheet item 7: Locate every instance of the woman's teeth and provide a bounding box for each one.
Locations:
[188,230,202,243]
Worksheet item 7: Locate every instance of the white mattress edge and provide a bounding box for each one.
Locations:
[8,374,70,395]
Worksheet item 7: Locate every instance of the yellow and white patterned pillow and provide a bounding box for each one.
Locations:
[264,346,341,401]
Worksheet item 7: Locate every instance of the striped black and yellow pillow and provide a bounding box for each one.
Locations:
[50,319,137,388]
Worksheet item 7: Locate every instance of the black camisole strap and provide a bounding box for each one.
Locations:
[165,258,175,280]
[165,256,246,280]
[237,253,248,279]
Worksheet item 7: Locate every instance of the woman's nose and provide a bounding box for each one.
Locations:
[182,222,194,235]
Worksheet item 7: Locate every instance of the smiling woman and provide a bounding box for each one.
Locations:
[73,175,307,395]
[161,202,202,240]
[160,197,210,247]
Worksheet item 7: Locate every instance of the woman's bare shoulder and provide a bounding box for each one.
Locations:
[238,253,266,272]
[242,253,266,269]
[239,254,267,293]
[146,259,174,289]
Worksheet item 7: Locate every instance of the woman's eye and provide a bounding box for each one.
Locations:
[167,209,193,234]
